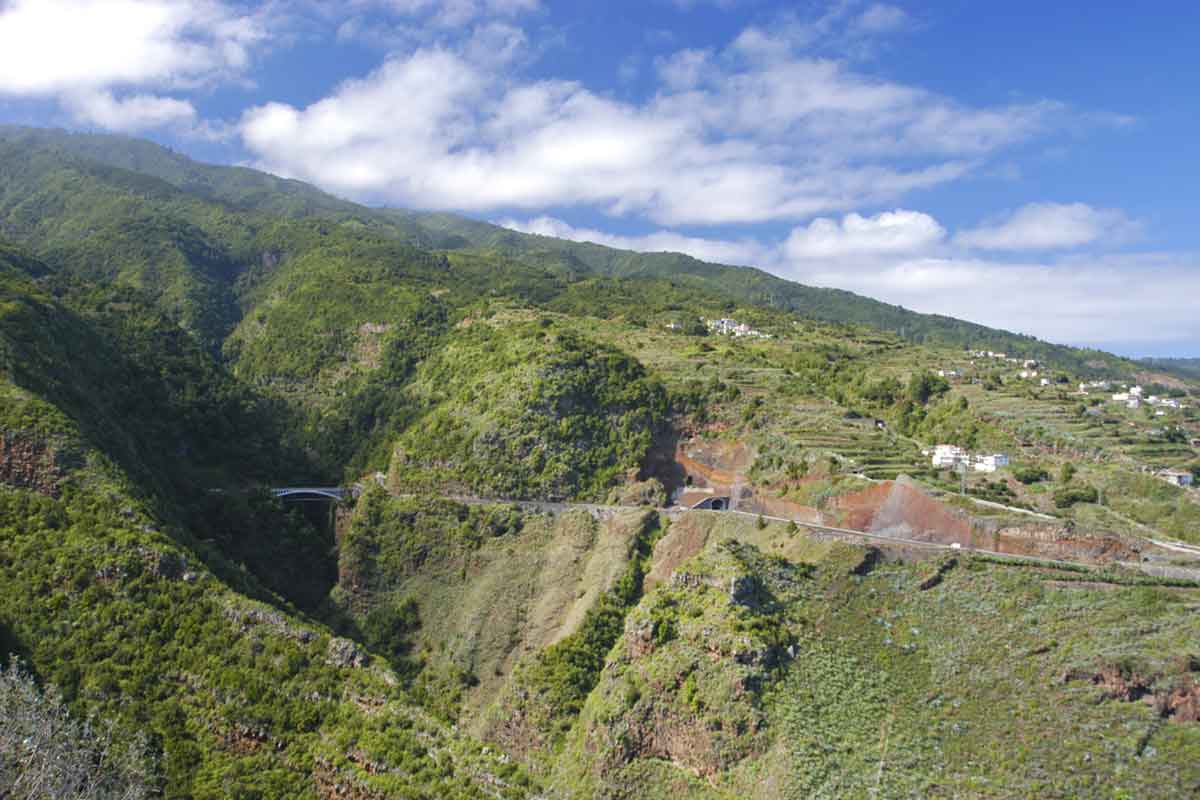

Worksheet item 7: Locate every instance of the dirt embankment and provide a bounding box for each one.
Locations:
[1063,659,1200,724]
[672,438,753,494]
[659,429,1144,565]
[830,477,1139,563]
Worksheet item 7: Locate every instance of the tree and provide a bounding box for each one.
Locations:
[907,371,950,406]
[1013,465,1050,485]
[1054,485,1099,509]
[362,598,421,673]
[1059,462,1077,483]
[0,660,153,799]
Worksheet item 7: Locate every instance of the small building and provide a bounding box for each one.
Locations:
[1127,397,1142,409]
[973,454,1010,473]
[1039,378,1051,386]
[932,444,969,468]
[1160,470,1194,488]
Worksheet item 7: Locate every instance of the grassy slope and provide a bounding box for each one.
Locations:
[551,514,1200,799]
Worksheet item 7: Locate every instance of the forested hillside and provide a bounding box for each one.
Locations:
[0,125,1137,374]
[1,127,1198,798]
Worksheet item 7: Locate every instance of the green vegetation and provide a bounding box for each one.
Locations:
[0,126,1197,798]
[1,659,153,799]
[392,318,668,500]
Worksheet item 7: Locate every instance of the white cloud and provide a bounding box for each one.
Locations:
[357,0,539,27]
[784,210,946,259]
[956,202,1140,251]
[62,89,196,132]
[800,254,1200,347]
[655,48,713,91]
[0,0,267,130]
[498,215,773,266]
[494,207,1197,349]
[852,4,910,35]
[238,20,1060,226]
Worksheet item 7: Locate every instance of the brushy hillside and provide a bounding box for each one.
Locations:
[548,514,1200,799]
[1142,357,1200,381]
[389,315,668,501]
[0,273,533,797]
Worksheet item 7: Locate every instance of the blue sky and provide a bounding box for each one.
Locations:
[0,0,1197,356]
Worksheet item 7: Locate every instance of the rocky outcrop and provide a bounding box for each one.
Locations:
[1062,659,1200,723]
[0,432,67,496]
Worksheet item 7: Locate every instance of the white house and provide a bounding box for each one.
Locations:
[1112,392,1130,402]
[1040,378,1051,386]
[932,444,968,468]
[1127,397,1142,409]
[973,454,1010,473]
[1160,470,1194,488]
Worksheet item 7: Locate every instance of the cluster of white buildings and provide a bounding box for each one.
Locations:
[969,351,1040,369]
[929,445,1010,473]
[1107,385,1187,413]
[703,318,772,339]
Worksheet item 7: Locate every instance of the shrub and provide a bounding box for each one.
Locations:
[362,598,421,672]
[1054,485,1099,509]
[0,660,154,799]
[1013,466,1050,485]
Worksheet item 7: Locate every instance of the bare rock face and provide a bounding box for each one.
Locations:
[1160,681,1200,723]
[727,575,758,608]
[0,433,67,496]
[327,637,369,669]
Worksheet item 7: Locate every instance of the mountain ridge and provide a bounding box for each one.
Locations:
[0,124,1136,376]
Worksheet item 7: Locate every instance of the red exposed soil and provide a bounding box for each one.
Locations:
[830,477,1139,564]
[835,479,975,546]
[1063,664,1200,723]
[741,491,827,524]
[673,438,753,493]
[992,528,1138,562]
